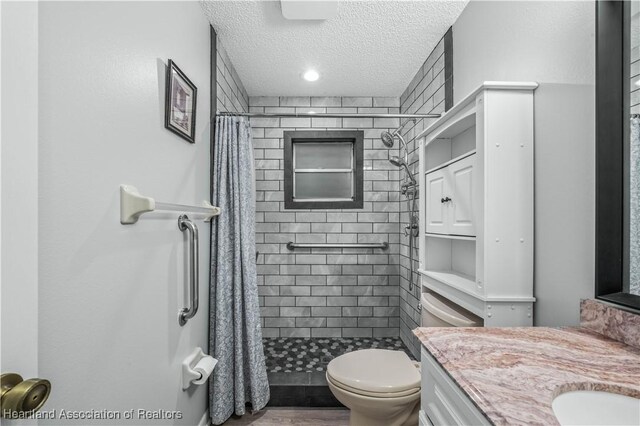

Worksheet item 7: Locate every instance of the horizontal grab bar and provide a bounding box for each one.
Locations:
[286,242,389,250]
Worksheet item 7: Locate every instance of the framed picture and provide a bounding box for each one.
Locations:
[164,59,197,143]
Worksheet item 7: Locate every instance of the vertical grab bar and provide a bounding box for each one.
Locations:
[178,215,199,326]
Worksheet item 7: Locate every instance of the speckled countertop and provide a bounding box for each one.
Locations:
[413,326,640,425]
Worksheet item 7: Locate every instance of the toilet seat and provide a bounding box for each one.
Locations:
[327,373,420,398]
[326,349,421,397]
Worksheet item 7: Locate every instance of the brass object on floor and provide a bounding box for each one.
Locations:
[0,373,51,418]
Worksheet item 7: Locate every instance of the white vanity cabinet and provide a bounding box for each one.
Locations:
[419,348,491,426]
[418,82,537,326]
[425,153,476,237]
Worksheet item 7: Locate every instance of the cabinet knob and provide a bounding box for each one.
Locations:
[441,197,452,203]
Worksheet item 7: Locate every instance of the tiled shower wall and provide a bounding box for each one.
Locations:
[215,40,249,113]
[398,29,453,357]
[251,96,403,338]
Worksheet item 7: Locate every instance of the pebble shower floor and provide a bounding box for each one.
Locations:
[263,337,414,373]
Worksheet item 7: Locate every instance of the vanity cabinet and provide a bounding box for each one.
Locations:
[418,82,537,326]
[420,347,490,426]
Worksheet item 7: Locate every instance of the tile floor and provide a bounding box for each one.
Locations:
[262,336,414,407]
[263,337,413,373]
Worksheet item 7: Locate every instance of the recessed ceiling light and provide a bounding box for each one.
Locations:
[303,70,320,82]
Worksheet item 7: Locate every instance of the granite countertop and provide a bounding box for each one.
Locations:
[413,326,640,425]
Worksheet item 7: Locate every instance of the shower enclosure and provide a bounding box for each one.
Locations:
[228,98,442,406]
[210,15,452,408]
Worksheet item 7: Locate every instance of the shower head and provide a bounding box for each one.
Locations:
[389,155,417,185]
[389,155,404,168]
[380,131,395,148]
[379,119,415,149]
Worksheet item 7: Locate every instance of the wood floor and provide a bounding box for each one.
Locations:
[222,408,350,425]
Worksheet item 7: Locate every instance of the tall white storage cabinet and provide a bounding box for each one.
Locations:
[418,82,537,326]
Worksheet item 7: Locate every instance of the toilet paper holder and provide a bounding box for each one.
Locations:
[182,347,217,390]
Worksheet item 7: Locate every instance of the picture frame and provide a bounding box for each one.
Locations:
[164,59,197,143]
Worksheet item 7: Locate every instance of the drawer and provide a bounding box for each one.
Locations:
[421,348,491,426]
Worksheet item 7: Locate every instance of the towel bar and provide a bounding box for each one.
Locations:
[120,184,220,224]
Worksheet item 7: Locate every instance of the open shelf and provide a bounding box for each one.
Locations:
[425,150,476,175]
[422,237,476,278]
[425,233,476,241]
[423,111,476,172]
[419,269,477,296]
[426,110,476,146]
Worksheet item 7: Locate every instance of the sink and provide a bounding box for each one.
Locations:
[552,390,640,425]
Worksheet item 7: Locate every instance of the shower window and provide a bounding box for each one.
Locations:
[284,130,363,209]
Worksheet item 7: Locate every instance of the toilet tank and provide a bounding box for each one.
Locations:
[421,293,483,327]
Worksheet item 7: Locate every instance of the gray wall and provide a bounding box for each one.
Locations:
[38,2,212,424]
[453,1,595,100]
[452,1,596,326]
[250,96,403,338]
[397,36,448,357]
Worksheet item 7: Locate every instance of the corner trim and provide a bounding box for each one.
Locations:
[444,26,453,112]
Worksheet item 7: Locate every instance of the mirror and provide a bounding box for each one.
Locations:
[595,1,640,311]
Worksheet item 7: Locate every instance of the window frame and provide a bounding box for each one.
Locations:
[284,130,364,210]
[595,0,640,312]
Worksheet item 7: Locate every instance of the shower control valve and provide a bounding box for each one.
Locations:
[404,221,419,237]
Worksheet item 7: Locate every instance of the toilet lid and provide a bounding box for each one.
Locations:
[327,349,420,394]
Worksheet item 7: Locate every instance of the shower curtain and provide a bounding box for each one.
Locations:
[209,115,269,425]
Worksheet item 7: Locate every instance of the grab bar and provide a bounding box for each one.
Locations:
[286,242,388,250]
[178,215,199,326]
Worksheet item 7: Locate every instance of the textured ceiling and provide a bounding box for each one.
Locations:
[201,0,468,97]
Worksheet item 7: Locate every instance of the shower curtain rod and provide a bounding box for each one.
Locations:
[217,111,441,119]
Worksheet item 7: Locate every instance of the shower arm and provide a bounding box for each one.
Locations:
[394,119,415,174]
[396,133,410,168]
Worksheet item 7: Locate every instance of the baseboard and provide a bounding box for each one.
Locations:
[199,410,210,426]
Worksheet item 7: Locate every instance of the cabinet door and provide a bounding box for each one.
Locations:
[425,169,449,234]
[448,155,475,236]
[422,348,491,426]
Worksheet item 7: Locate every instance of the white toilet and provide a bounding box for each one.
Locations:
[326,349,421,426]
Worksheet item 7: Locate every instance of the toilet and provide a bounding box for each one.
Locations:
[326,349,421,426]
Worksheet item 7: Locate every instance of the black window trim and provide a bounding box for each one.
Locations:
[596,0,640,312]
[284,130,364,210]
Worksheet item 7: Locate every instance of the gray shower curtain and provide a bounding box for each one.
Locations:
[209,115,269,425]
